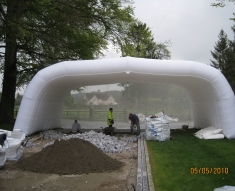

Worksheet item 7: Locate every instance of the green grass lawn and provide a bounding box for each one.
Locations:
[147,129,235,191]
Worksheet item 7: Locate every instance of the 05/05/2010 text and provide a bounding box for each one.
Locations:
[190,167,228,174]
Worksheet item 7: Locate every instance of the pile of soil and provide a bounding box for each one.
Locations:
[16,138,123,175]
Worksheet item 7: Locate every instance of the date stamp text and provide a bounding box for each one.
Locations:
[190,167,229,174]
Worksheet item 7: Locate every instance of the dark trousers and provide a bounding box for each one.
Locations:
[131,122,140,135]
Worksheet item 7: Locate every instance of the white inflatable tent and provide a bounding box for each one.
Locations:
[14,57,235,138]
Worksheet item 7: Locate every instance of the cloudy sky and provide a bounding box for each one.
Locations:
[99,0,235,92]
[2,0,235,94]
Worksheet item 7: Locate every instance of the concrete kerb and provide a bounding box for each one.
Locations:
[144,136,155,191]
[136,133,155,191]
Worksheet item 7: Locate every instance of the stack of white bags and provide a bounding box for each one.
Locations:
[145,112,172,141]
[0,129,25,168]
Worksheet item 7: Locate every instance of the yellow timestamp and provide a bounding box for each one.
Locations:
[190,167,229,174]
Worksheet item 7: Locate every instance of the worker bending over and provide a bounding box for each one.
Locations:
[107,108,114,127]
[129,113,140,136]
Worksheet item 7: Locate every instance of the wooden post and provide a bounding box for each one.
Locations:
[14,110,18,118]
[89,108,93,121]
[123,108,127,122]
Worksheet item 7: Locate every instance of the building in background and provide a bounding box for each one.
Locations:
[84,93,117,105]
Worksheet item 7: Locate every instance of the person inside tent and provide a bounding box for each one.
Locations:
[71,120,81,133]
[129,113,140,136]
[107,108,114,127]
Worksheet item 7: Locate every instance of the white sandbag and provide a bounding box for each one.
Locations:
[203,134,224,139]
[194,126,216,135]
[155,112,179,122]
[146,117,169,124]
[0,129,25,162]
[146,112,178,123]
[9,129,25,140]
[0,141,8,168]
[0,150,6,168]
[164,115,179,122]
[194,126,225,139]
[6,138,24,161]
[212,129,223,134]
[194,126,216,138]
[214,186,235,191]
[0,129,11,136]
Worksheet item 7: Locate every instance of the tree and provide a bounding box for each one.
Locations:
[211,0,235,21]
[211,0,235,7]
[210,28,235,93]
[145,40,171,59]
[119,21,153,57]
[119,21,171,59]
[117,21,171,111]
[15,93,23,106]
[64,93,74,109]
[210,29,230,70]
[0,0,135,123]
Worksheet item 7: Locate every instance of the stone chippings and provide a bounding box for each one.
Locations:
[41,130,137,153]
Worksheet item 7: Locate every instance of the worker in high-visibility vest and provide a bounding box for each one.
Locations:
[107,108,114,127]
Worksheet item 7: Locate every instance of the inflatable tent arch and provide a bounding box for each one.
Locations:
[14,57,235,138]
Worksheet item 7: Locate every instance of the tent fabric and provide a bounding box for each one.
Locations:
[13,57,235,138]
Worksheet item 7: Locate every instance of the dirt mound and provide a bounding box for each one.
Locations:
[16,138,123,175]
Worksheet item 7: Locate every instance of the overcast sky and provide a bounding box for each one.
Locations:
[106,0,235,64]
[1,0,235,94]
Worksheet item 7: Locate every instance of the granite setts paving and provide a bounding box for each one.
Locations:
[137,133,150,191]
